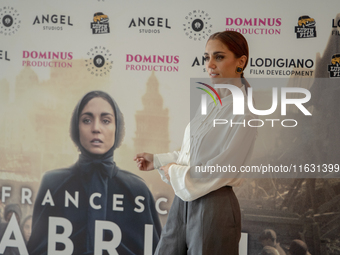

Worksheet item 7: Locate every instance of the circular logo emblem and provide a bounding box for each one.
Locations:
[85,46,113,76]
[93,55,105,68]
[3,15,13,27]
[183,10,212,41]
[0,7,21,36]
[191,19,204,32]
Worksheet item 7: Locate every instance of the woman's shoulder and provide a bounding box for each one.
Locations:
[35,165,78,197]
[116,167,144,183]
[115,167,151,192]
[41,164,76,182]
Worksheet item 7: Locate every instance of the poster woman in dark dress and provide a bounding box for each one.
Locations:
[27,91,161,255]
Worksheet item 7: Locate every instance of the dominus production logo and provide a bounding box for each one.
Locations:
[294,15,316,39]
[91,12,110,34]
[328,53,340,78]
[126,54,179,72]
[225,17,282,35]
[183,10,212,41]
[0,6,21,36]
[85,46,113,76]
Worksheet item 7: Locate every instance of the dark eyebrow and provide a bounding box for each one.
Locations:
[204,51,226,55]
[101,113,114,117]
[80,112,114,117]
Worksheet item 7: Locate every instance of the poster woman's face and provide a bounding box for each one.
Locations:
[204,39,245,79]
[79,97,116,155]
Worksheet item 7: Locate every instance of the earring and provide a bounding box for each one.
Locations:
[236,66,243,74]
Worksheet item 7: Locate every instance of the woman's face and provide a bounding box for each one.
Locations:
[204,39,246,79]
[79,97,116,155]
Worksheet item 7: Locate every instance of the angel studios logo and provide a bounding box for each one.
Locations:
[0,50,10,61]
[85,46,113,76]
[183,10,212,41]
[0,6,21,36]
[294,15,317,39]
[128,16,171,34]
[328,53,340,77]
[32,14,73,31]
[91,12,110,34]
[191,55,207,73]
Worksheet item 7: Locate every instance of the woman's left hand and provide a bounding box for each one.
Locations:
[160,163,176,182]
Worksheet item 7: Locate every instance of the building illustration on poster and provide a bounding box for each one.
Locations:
[134,72,170,155]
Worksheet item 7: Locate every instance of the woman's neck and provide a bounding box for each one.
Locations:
[214,78,243,98]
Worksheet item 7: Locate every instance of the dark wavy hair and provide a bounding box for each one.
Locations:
[70,91,125,152]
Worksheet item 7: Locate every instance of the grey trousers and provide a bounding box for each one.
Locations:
[155,186,241,255]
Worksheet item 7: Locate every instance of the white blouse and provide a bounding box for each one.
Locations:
[154,85,257,201]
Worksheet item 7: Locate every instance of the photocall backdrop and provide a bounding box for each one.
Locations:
[1,0,340,254]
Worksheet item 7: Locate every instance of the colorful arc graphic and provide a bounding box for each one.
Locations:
[196,87,217,105]
[196,82,222,106]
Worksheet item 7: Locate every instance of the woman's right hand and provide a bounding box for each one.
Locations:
[134,153,154,171]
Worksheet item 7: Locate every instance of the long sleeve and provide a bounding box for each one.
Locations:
[154,150,180,184]
[169,113,256,201]
[157,85,257,201]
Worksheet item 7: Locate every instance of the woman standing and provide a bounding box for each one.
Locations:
[28,91,161,255]
[134,31,257,255]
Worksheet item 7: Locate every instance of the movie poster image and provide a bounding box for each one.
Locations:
[1,0,340,254]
